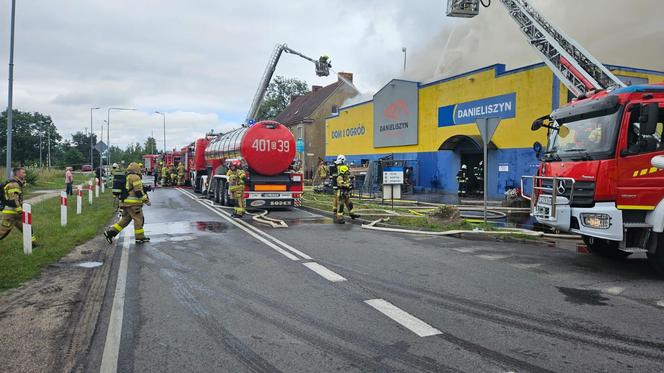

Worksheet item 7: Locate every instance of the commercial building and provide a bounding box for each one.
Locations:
[325,63,664,199]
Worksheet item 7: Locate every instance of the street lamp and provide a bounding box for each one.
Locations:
[5,0,16,179]
[107,107,136,168]
[402,47,407,72]
[90,107,100,167]
[155,111,166,152]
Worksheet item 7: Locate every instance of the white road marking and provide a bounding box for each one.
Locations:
[603,287,625,295]
[365,299,441,337]
[179,188,313,260]
[656,300,664,308]
[476,254,512,261]
[510,263,543,269]
[168,235,197,242]
[302,262,347,282]
[176,188,300,261]
[453,248,477,253]
[100,229,132,373]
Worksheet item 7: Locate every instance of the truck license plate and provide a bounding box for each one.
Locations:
[261,193,281,198]
[268,200,292,207]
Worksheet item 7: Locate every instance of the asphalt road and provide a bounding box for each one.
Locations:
[86,187,664,373]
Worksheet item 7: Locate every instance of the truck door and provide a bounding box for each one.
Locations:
[616,103,664,210]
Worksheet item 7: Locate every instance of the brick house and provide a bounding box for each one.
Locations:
[275,72,357,178]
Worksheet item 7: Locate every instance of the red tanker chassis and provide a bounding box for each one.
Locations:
[197,120,303,208]
[522,84,664,272]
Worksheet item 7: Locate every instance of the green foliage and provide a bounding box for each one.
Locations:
[431,205,460,220]
[0,110,61,167]
[144,137,158,154]
[62,148,86,168]
[256,76,309,121]
[24,168,39,185]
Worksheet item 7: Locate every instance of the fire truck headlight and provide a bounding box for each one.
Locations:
[580,213,611,229]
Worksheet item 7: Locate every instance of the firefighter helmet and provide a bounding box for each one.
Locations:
[335,154,346,164]
[230,160,241,170]
[112,163,119,169]
[338,165,350,174]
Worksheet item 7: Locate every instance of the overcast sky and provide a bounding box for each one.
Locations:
[1,0,662,151]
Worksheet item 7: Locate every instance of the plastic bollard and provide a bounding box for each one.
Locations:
[60,191,68,227]
[101,178,105,193]
[95,178,100,198]
[76,187,83,215]
[88,180,93,205]
[22,203,32,255]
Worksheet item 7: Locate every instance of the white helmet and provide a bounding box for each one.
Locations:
[335,154,346,164]
[461,164,467,170]
[112,163,119,168]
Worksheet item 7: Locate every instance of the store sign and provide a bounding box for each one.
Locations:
[374,80,418,147]
[330,123,367,140]
[438,92,516,127]
[382,166,404,185]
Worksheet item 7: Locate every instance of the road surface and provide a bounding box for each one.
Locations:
[86,187,664,372]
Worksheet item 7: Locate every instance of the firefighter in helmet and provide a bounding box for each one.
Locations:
[315,159,329,187]
[1,167,36,245]
[161,163,169,186]
[334,164,359,224]
[473,161,484,194]
[169,163,177,187]
[104,162,151,244]
[177,162,185,186]
[456,164,469,198]
[227,160,247,218]
[331,154,346,213]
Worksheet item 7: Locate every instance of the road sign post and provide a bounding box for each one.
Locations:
[382,166,404,210]
[475,117,501,224]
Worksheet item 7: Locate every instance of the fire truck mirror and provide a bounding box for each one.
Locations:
[639,103,660,136]
[533,141,543,158]
[531,115,553,131]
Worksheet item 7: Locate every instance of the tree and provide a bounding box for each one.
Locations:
[256,76,309,121]
[71,131,99,167]
[0,109,62,167]
[144,137,158,155]
[62,148,86,168]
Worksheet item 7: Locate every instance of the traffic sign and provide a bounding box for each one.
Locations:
[94,141,108,153]
[296,138,304,153]
[382,166,404,185]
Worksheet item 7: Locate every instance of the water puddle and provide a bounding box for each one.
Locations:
[192,221,227,233]
[557,287,610,306]
[74,261,103,268]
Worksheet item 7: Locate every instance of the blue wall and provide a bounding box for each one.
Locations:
[328,148,539,199]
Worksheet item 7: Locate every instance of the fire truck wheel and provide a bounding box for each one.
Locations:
[214,179,221,204]
[221,181,229,206]
[582,235,632,259]
[646,234,664,275]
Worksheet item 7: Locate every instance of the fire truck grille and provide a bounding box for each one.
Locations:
[540,180,595,207]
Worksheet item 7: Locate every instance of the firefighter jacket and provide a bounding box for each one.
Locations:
[177,164,184,175]
[122,171,149,207]
[2,178,24,215]
[226,169,246,193]
[456,169,468,183]
[336,174,353,191]
[317,164,329,179]
[161,167,169,177]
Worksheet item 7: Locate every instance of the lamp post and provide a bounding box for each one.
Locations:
[5,0,16,179]
[90,107,99,167]
[402,47,407,73]
[106,107,135,168]
[155,111,166,152]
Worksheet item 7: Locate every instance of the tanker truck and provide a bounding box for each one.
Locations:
[198,120,303,208]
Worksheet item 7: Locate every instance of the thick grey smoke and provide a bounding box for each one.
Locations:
[402,0,664,83]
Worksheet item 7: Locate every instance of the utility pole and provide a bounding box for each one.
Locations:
[90,107,99,167]
[39,124,43,168]
[47,128,51,169]
[5,0,16,179]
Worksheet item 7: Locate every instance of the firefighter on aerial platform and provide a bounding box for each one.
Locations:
[227,160,247,218]
[104,162,151,244]
[334,164,359,224]
[1,167,37,245]
[177,162,185,186]
[331,154,346,213]
[456,164,469,198]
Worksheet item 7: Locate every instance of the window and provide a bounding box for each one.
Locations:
[331,105,338,114]
[627,106,664,155]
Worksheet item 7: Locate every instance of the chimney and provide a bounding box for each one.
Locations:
[312,85,323,93]
[337,72,353,83]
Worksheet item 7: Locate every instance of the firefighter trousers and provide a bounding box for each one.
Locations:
[106,205,146,240]
[232,190,246,216]
[0,213,22,240]
[336,191,353,218]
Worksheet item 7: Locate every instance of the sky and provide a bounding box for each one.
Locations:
[1,0,662,151]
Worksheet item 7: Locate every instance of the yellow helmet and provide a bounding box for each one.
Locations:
[338,165,349,174]
[127,162,141,173]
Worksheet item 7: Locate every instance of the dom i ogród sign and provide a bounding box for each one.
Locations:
[438,92,516,127]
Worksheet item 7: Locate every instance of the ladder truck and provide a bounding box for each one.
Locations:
[198,44,330,207]
[446,0,664,273]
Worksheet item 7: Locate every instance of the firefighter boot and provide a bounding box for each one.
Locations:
[349,213,360,220]
[103,231,114,244]
[135,237,151,244]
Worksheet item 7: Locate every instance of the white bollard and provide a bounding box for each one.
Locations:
[76,187,83,215]
[88,180,93,205]
[95,178,100,198]
[22,203,32,255]
[101,177,105,193]
[60,191,68,226]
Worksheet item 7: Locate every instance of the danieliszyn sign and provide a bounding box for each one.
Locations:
[374,79,419,147]
[438,92,517,127]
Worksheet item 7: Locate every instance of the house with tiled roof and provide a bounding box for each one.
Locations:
[275,72,357,177]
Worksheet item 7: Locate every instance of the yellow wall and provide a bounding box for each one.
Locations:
[326,64,664,157]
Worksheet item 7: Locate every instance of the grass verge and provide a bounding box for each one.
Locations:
[0,191,114,291]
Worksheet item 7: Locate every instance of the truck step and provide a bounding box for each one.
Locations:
[623,222,653,229]
[622,247,649,253]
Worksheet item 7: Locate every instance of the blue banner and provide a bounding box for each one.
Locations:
[438,93,516,127]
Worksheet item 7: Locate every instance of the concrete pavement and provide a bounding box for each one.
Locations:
[85,187,664,372]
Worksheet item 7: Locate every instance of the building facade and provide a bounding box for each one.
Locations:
[325,63,664,199]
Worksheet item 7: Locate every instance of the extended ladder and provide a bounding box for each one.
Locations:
[447,0,626,97]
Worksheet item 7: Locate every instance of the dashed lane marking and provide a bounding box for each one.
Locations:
[656,300,664,308]
[603,287,625,295]
[365,299,442,337]
[475,254,512,261]
[302,262,347,282]
[510,263,543,270]
[100,229,132,373]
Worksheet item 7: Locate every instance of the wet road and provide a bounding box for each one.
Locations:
[88,187,664,372]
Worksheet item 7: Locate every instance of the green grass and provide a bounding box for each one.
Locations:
[1,167,94,193]
[0,191,115,290]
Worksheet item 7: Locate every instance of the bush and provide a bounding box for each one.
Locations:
[431,205,460,221]
[25,168,39,185]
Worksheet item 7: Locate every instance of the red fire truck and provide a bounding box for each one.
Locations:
[447,0,664,272]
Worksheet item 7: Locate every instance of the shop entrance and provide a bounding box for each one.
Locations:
[440,135,495,197]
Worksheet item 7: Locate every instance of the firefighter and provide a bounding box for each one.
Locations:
[473,161,484,194]
[177,162,185,186]
[104,162,151,244]
[161,163,169,186]
[226,160,247,218]
[1,167,36,244]
[456,164,469,198]
[169,164,177,187]
[331,154,346,213]
[334,164,359,224]
[315,159,329,187]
